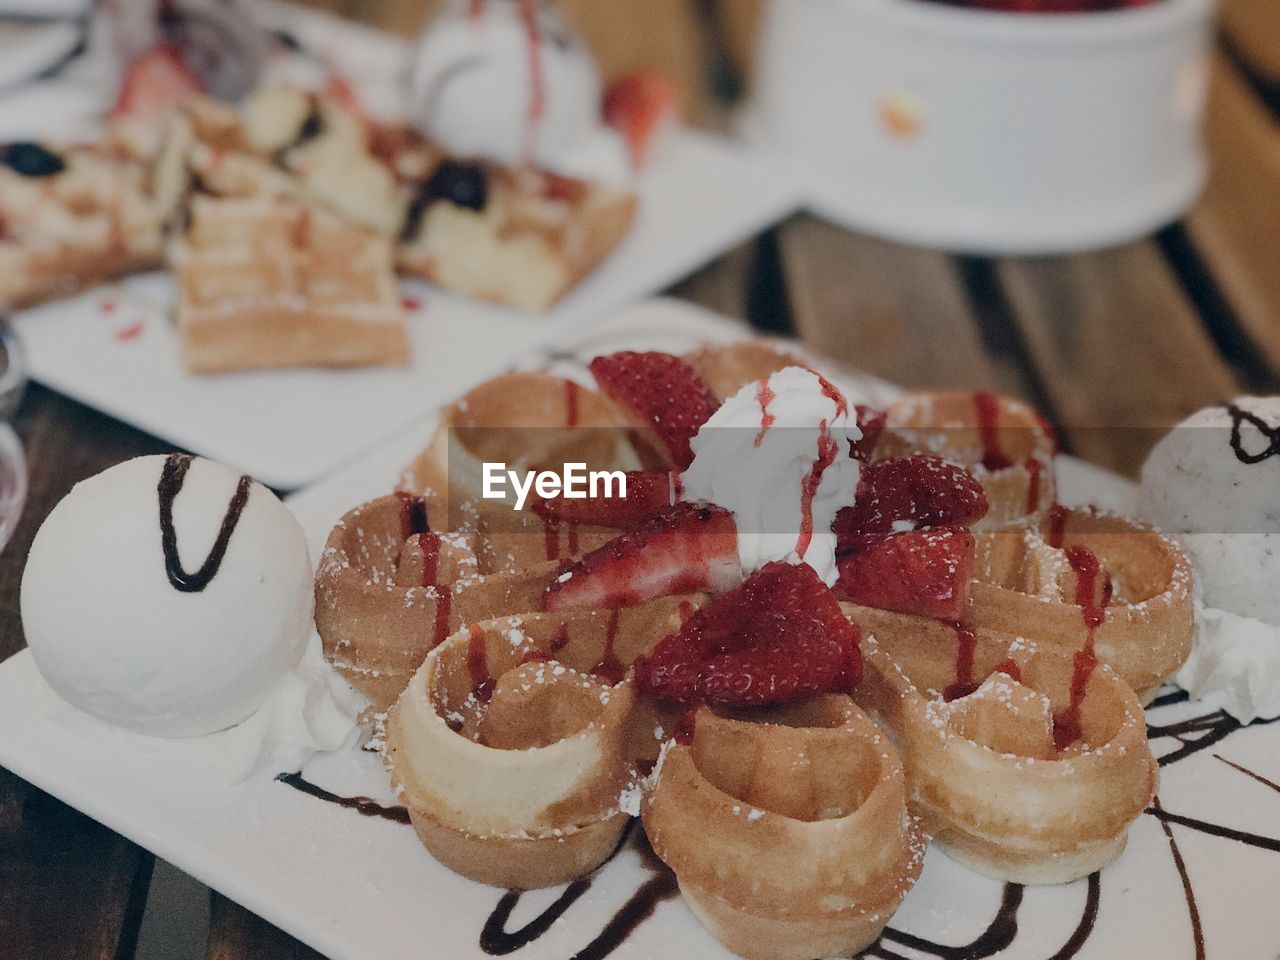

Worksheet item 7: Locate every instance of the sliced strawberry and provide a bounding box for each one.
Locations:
[852,405,887,461]
[835,528,974,620]
[834,456,987,555]
[635,561,862,706]
[544,503,740,611]
[112,46,204,123]
[589,352,719,470]
[603,70,679,170]
[534,470,678,530]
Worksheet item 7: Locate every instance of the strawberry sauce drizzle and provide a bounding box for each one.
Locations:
[973,390,1013,471]
[397,492,430,540]
[419,534,440,587]
[753,378,776,448]
[1045,502,1069,549]
[1052,545,1112,750]
[995,659,1022,682]
[564,379,581,428]
[943,622,979,702]
[517,0,545,162]
[1025,457,1042,514]
[795,422,838,561]
[591,609,626,685]
[814,373,849,419]
[467,624,495,704]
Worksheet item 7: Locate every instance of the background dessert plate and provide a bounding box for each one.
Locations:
[8,128,798,491]
[0,299,1277,960]
[1,1,801,490]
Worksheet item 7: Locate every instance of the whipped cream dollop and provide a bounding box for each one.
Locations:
[407,0,630,182]
[681,367,862,587]
[1176,604,1280,725]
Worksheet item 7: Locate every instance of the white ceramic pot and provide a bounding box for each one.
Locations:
[752,0,1217,254]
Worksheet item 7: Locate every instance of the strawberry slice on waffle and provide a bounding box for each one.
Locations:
[635,561,863,706]
[834,455,988,555]
[589,351,720,470]
[545,503,740,610]
[534,470,680,530]
[835,528,975,620]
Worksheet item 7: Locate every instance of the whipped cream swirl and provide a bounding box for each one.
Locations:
[681,367,862,587]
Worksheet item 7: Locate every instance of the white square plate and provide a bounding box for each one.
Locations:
[1,300,1278,960]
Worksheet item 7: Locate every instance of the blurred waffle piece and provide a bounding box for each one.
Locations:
[0,143,165,308]
[160,87,638,313]
[174,195,408,373]
[385,600,691,889]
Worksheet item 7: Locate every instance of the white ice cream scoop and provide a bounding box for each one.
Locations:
[1140,397,1280,623]
[406,0,612,173]
[21,455,314,738]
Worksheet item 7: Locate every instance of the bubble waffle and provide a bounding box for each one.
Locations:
[174,195,409,373]
[879,390,1057,527]
[844,612,1156,884]
[965,506,1194,702]
[642,698,924,960]
[0,143,165,309]
[385,600,692,889]
[401,371,643,521]
[314,493,621,712]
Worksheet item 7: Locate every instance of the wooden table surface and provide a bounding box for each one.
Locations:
[4,0,1280,957]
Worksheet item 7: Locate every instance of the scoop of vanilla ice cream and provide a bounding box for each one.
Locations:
[681,367,862,587]
[22,456,315,738]
[1140,397,1280,623]
[408,0,626,179]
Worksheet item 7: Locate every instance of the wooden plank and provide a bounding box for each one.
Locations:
[0,387,176,960]
[668,242,756,323]
[777,216,1029,398]
[1184,53,1280,374]
[206,894,325,960]
[995,242,1240,477]
[0,770,154,960]
[1221,0,1280,91]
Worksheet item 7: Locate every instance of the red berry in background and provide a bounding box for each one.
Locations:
[589,351,720,470]
[603,70,680,169]
[635,561,863,707]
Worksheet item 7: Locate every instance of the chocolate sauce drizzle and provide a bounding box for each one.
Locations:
[1225,403,1280,465]
[480,827,678,960]
[157,454,253,593]
[274,772,411,825]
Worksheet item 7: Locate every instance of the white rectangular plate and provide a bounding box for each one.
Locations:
[2,300,1279,960]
